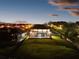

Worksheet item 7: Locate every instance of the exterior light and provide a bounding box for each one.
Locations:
[6,25,11,28]
[56,25,63,30]
[25,26,29,29]
[0,25,5,28]
[15,25,20,28]
[28,25,32,28]
[51,35,61,40]
[21,28,25,31]
[25,24,33,29]
[21,25,25,28]
[49,24,63,30]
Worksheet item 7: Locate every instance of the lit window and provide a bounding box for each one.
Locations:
[43,29,47,32]
[33,29,38,31]
[38,29,42,32]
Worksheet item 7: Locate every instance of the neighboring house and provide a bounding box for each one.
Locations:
[29,24,52,38]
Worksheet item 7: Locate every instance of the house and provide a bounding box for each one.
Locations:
[29,24,52,38]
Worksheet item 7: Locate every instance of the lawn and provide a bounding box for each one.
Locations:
[15,38,79,59]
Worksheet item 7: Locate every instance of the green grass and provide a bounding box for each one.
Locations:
[15,38,79,59]
[24,38,74,48]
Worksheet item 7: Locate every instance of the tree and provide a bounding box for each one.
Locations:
[48,22,79,51]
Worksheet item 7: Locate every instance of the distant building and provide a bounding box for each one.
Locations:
[0,22,32,31]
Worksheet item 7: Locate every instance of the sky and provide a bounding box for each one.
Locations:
[0,0,79,24]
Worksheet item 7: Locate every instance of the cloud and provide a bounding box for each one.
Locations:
[48,14,59,16]
[48,0,79,17]
[59,7,79,11]
[48,0,79,6]
[70,11,79,16]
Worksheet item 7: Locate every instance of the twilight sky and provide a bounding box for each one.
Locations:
[0,0,79,24]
